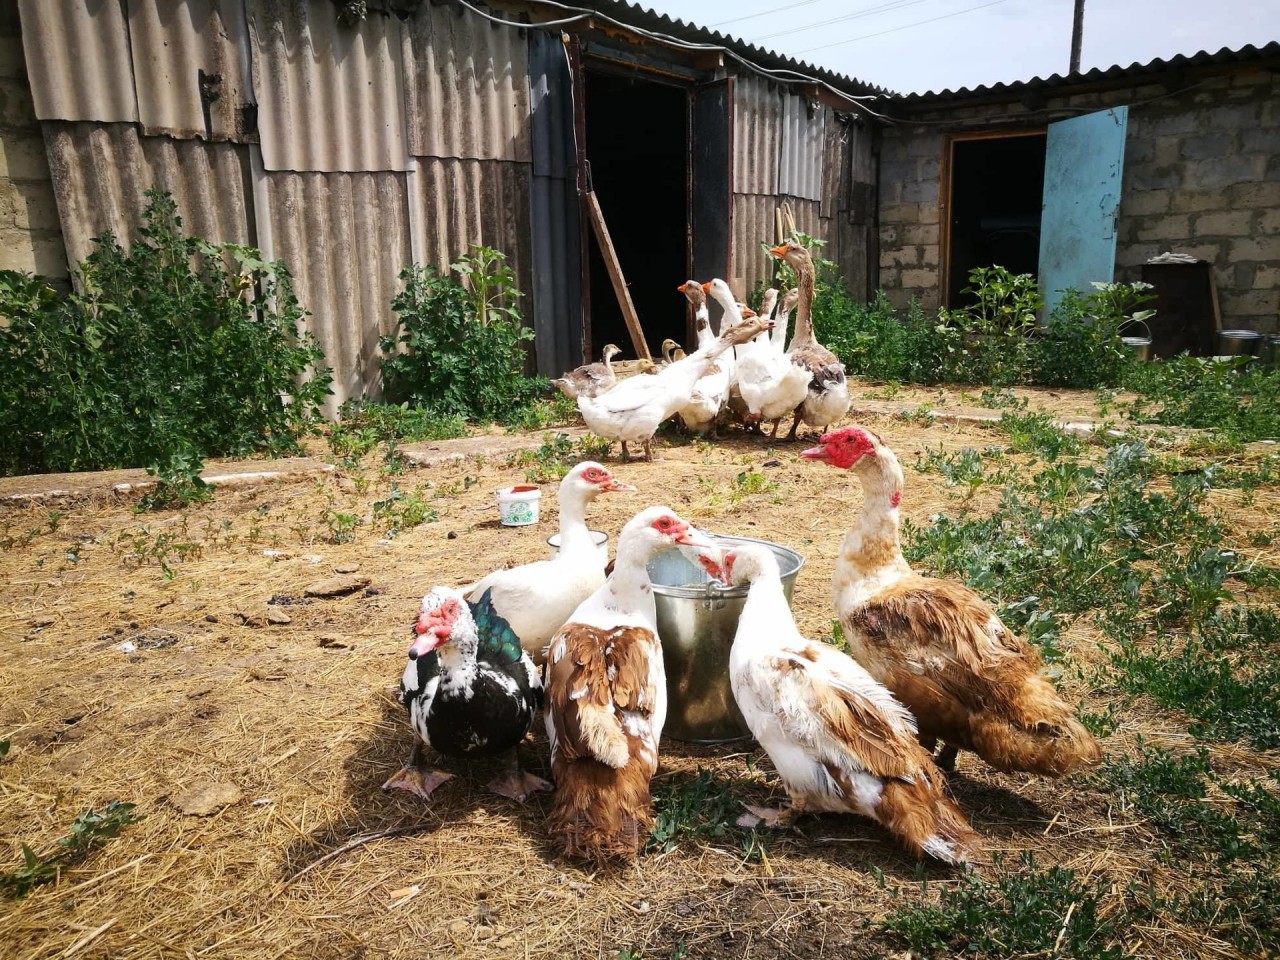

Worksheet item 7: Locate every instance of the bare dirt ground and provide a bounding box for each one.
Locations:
[1,388,1275,959]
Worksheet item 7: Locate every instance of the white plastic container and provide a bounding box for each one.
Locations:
[495,484,541,526]
[546,530,609,562]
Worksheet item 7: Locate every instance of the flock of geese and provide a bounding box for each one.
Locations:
[552,243,852,459]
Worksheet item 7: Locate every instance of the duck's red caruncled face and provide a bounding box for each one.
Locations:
[410,596,461,658]
[801,427,877,470]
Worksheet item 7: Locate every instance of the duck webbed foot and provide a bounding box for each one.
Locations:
[737,802,800,830]
[487,750,553,802]
[381,743,453,801]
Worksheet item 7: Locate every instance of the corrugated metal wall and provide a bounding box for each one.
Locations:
[41,122,253,266]
[732,74,780,196]
[263,171,411,413]
[19,0,550,411]
[129,0,254,141]
[729,82,870,302]
[249,0,409,172]
[403,1,532,163]
[17,0,864,408]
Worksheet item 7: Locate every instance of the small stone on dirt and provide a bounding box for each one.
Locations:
[204,614,218,623]
[318,637,351,650]
[266,609,292,625]
[172,781,242,816]
[235,611,266,628]
[304,575,369,598]
[762,458,781,468]
[447,531,457,540]
[334,563,359,574]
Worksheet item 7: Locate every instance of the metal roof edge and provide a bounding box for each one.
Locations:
[890,41,1280,107]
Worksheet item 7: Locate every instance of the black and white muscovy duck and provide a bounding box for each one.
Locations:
[382,585,549,802]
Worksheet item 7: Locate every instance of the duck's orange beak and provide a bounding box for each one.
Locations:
[701,281,712,293]
[769,244,788,259]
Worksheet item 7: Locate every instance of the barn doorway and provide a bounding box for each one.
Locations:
[582,68,689,361]
[944,132,1047,308]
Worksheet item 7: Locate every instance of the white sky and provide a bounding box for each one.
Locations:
[634,0,1280,95]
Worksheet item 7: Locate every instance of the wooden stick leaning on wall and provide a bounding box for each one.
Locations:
[584,191,652,362]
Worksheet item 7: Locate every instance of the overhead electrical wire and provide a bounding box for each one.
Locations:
[710,0,832,29]
[450,0,896,119]
[752,0,934,43]
[798,0,1015,53]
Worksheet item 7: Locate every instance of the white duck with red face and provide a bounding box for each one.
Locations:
[463,461,636,664]
[723,543,979,866]
[544,506,724,863]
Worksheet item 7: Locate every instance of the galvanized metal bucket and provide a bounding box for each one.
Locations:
[648,533,805,743]
[1217,329,1262,356]
[1121,335,1152,362]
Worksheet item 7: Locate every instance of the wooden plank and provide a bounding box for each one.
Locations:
[584,190,651,361]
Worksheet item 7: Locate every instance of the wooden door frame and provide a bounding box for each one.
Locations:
[938,127,1046,308]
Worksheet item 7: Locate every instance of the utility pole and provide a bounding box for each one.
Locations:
[1070,0,1085,73]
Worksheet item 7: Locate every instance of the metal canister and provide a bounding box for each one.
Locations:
[648,534,805,742]
[1217,329,1262,356]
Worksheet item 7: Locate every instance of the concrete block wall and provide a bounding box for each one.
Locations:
[877,128,945,309]
[0,0,66,279]
[878,66,1280,332]
[1115,69,1280,331]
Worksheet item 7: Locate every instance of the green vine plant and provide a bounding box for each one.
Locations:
[0,190,332,493]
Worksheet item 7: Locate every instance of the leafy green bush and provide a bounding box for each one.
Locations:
[1124,355,1280,443]
[0,190,330,478]
[379,245,546,423]
[791,258,1158,390]
[1032,282,1154,388]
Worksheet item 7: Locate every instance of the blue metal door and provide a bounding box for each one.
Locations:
[1038,106,1128,316]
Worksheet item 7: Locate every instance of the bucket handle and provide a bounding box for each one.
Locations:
[701,579,726,611]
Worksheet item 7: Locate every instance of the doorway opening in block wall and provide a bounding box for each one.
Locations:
[582,68,689,363]
[942,131,1047,309]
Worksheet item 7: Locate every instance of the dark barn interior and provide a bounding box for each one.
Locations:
[946,133,1047,307]
[583,69,689,360]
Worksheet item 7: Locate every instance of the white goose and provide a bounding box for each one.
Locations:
[674,281,732,436]
[706,279,808,437]
[577,316,771,461]
[463,461,635,664]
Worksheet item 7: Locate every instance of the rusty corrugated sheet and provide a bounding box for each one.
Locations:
[410,157,533,313]
[248,0,408,172]
[127,0,254,141]
[262,171,411,413]
[403,1,532,162]
[18,0,138,123]
[778,94,824,202]
[732,73,779,196]
[42,121,252,267]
